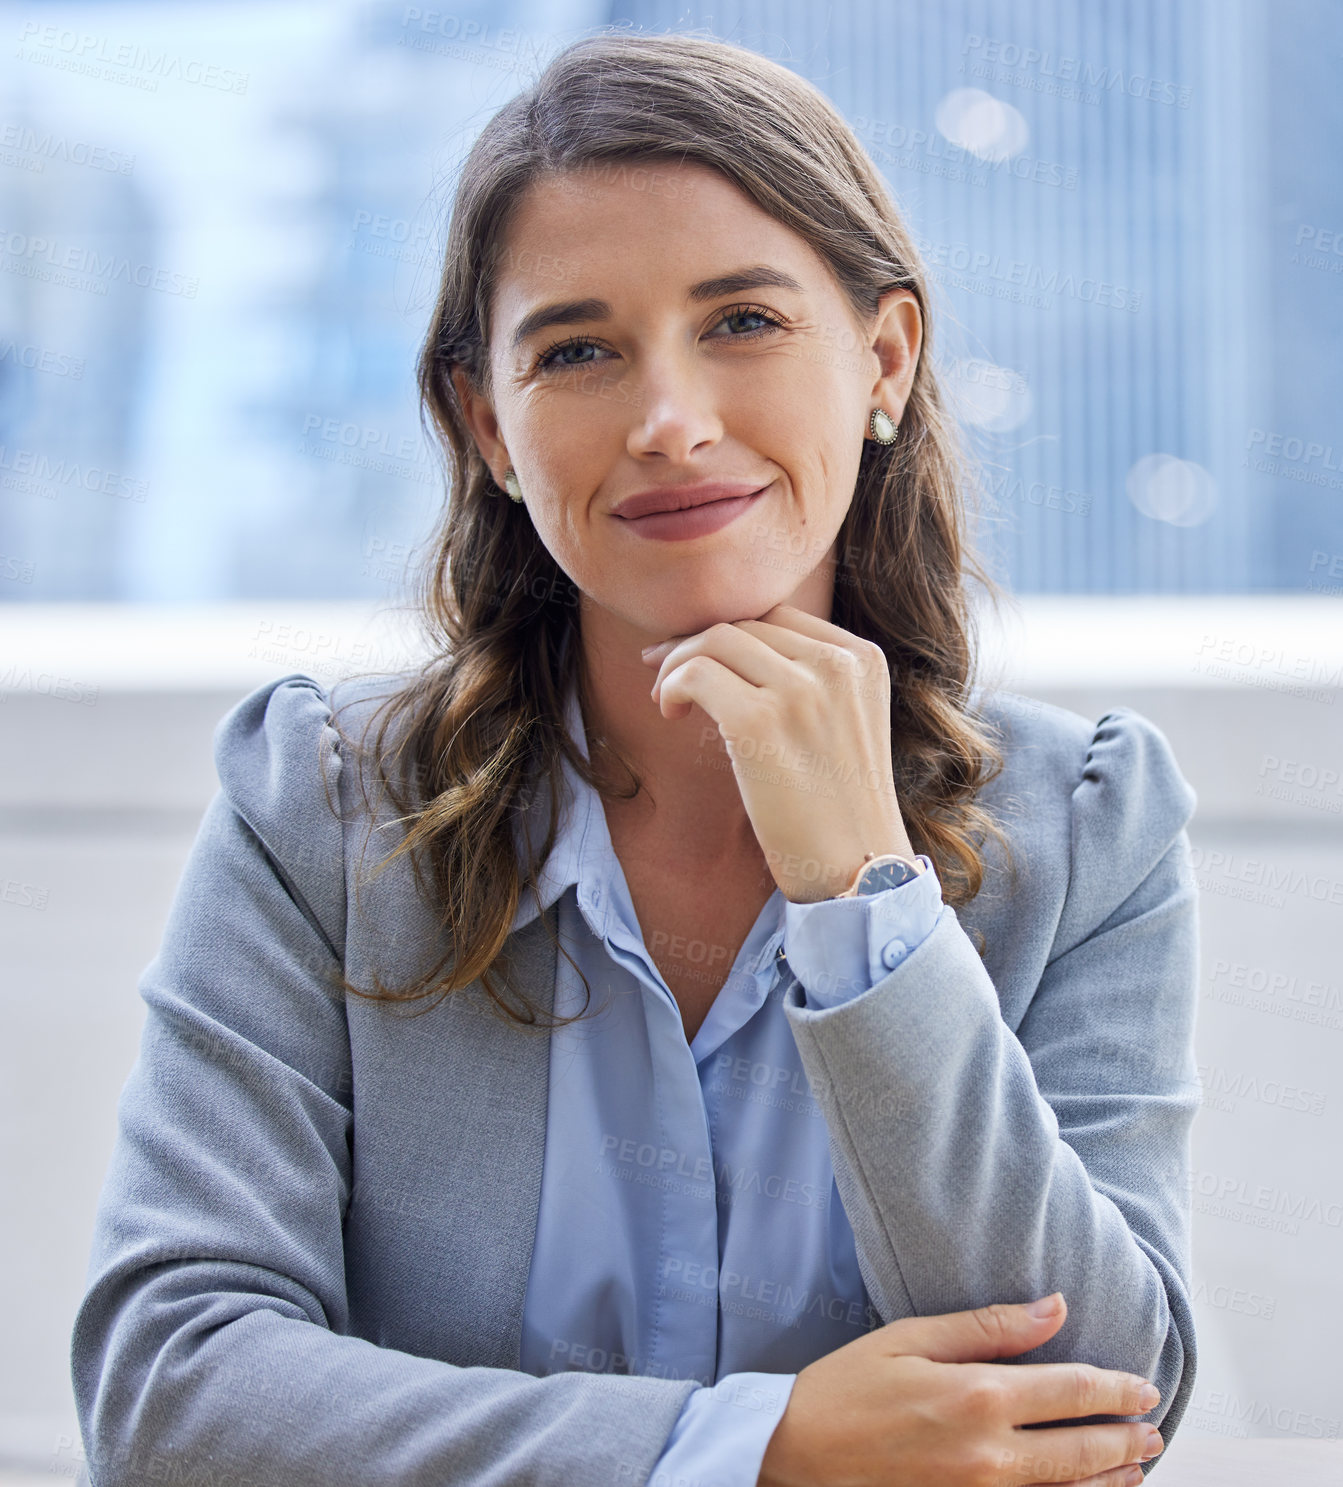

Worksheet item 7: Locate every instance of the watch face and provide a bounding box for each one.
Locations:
[857,856,921,894]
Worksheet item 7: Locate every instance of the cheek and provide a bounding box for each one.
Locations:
[814,436,864,498]
[526,504,588,586]
[527,497,640,609]
[785,439,857,520]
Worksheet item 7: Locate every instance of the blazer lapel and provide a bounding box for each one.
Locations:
[343,902,559,1370]
[452,904,559,1369]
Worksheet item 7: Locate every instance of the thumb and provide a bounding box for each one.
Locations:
[877,1293,1068,1364]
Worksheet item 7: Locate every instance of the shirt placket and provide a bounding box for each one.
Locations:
[582,878,720,1387]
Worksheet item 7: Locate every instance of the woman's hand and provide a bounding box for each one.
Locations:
[756,1294,1164,1487]
[640,604,913,903]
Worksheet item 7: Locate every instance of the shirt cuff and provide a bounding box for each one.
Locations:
[782,855,943,1010]
[650,1372,796,1487]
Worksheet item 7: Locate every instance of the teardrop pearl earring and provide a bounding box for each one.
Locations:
[869,408,899,444]
[503,467,524,503]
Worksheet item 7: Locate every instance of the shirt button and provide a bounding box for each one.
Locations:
[881,938,908,970]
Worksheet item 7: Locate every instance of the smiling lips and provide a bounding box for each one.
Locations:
[611,479,773,542]
[612,480,771,520]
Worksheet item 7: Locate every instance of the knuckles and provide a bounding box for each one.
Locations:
[970,1302,1018,1351]
[958,1369,1009,1421]
[1070,1361,1103,1413]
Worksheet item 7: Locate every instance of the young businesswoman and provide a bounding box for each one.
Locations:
[72,31,1199,1487]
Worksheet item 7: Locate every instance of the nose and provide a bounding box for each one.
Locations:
[625,354,725,464]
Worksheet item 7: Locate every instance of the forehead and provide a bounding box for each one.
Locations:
[489,160,836,342]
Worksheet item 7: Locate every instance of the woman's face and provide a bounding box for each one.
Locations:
[455,159,922,643]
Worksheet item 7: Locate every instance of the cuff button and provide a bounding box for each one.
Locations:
[880,939,908,970]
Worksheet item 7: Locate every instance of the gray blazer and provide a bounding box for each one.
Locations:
[70,671,1200,1486]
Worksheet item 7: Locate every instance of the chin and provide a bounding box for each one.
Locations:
[649,587,774,631]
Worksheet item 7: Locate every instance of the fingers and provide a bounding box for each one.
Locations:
[1025,1466,1147,1487]
[652,650,761,723]
[1007,1361,1161,1425]
[650,619,800,701]
[746,607,890,694]
[878,1297,1069,1363]
[755,602,879,666]
[643,609,884,704]
[999,1421,1164,1483]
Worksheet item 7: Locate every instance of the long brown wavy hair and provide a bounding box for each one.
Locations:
[325,29,1015,1029]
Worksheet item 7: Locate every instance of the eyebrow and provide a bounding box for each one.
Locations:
[507,264,806,353]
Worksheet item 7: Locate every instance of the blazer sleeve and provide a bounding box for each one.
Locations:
[68,674,698,1487]
[780,707,1201,1469]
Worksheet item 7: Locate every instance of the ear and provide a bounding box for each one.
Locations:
[451,365,511,488]
[868,288,923,422]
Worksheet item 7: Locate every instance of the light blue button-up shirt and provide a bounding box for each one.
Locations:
[513,679,945,1485]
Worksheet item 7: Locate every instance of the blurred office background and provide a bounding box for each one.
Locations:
[2,0,1341,1482]
[2,0,1341,600]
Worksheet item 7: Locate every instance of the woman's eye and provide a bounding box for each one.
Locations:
[713,306,782,338]
[534,337,601,371]
[533,304,785,372]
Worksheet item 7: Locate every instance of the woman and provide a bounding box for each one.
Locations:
[70,30,1198,1487]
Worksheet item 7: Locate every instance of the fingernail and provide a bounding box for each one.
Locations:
[1123,1467,1144,1486]
[1024,1292,1062,1317]
[1137,1383,1160,1410]
[1140,1427,1164,1460]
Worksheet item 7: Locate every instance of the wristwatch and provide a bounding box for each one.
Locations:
[832,851,924,899]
